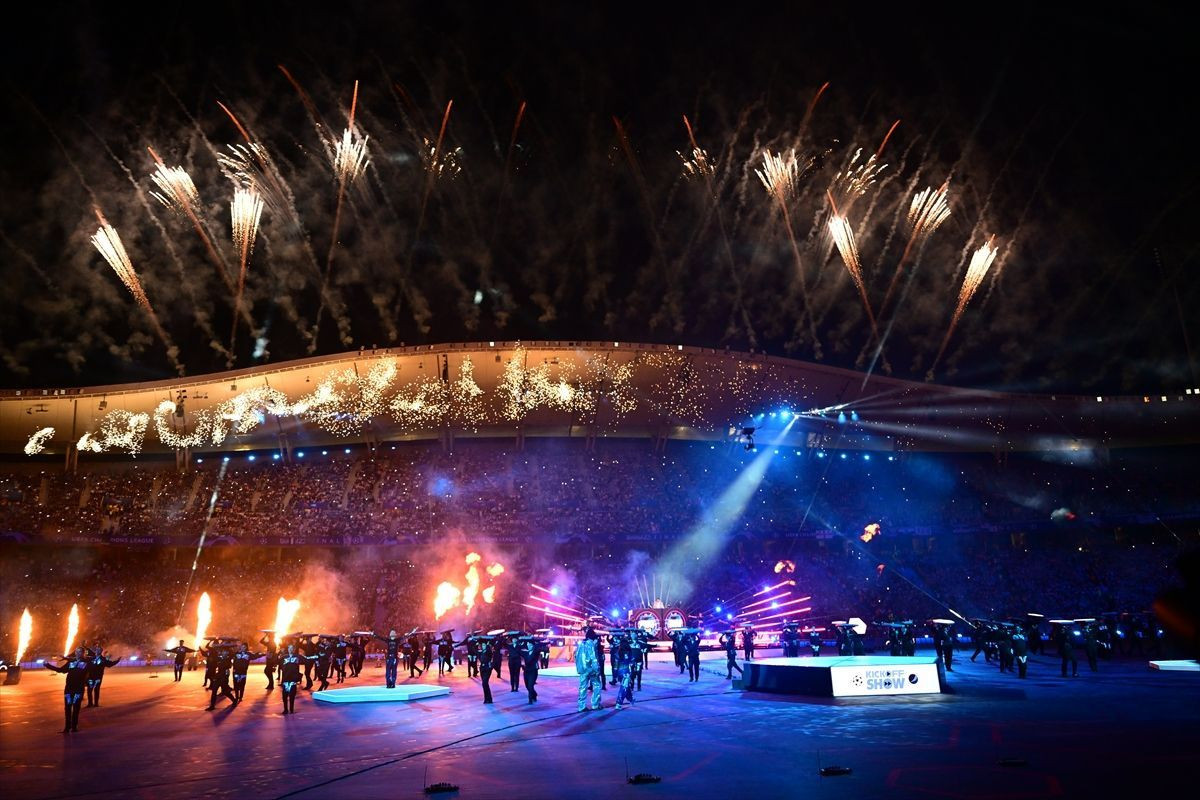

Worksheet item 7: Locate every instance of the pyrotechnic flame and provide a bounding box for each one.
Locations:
[332,128,370,186]
[755,149,805,204]
[64,603,79,656]
[481,586,496,603]
[16,608,32,663]
[149,163,200,214]
[195,592,212,647]
[677,146,715,179]
[91,218,152,313]
[231,188,264,262]
[486,563,505,578]
[861,522,882,543]
[422,137,463,180]
[434,582,461,620]
[272,597,301,646]
[830,148,887,210]
[906,181,952,244]
[953,235,1000,323]
[24,427,55,456]
[166,637,177,651]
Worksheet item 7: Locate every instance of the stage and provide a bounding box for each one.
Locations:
[2,654,1198,798]
[744,655,944,697]
[311,684,451,704]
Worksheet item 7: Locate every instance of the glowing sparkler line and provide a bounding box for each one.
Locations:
[16,608,32,663]
[64,603,79,656]
[929,236,1001,378]
[228,187,264,362]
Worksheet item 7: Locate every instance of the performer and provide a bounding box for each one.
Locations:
[630,630,648,691]
[998,626,1015,673]
[465,631,480,678]
[314,636,333,691]
[278,645,309,715]
[46,647,89,733]
[596,633,608,688]
[477,635,497,704]
[299,634,316,690]
[1082,621,1100,672]
[349,635,366,678]
[259,636,279,691]
[808,628,823,657]
[684,630,701,682]
[930,621,954,672]
[422,632,434,674]
[201,640,216,688]
[575,628,603,712]
[231,643,264,702]
[613,635,636,709]
[1011,625,1029,679]
[720,630,743,680]
[333,635,349,684]
[670,630,684,674]
[508,634,524,693]
[1055,622,1079,678]
[164,642,194,682]
[204,645,238,710]
[437,631,455,676]
[609,632,620,686]
[742,625,756,661]
[375,630,404,688]
[406,630,425,678]
[519,636,543,704]
[901,623,916,657]
[490,633,504,681]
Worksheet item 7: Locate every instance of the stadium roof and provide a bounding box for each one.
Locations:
[2,341,1197,458]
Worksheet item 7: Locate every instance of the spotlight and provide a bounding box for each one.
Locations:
[715,605,723,613]
[839,453,847,460]
[726,613,734,620]
[196,458,203,463]
[851,411,859,421]
[273,453,280,460]
[248,454,256,461]
[837,411,847,424]
[322,450,328,456]
[863,454,871,461]
[222,456,230,463]
[816,451,826,458]
[344,448,351,454]
[297,451,305,458]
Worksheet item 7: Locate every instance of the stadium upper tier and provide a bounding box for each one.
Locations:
[2,342,1197,457]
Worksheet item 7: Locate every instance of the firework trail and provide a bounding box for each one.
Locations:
[800,81,830,134]
[228,187,265,363]
[91,211,182,372]
[215,102,294,219]
[928,235,1000,379]
[826,194,878,342]
[147,147,236,294]
[278,64,333,160]
[829,147,888,213]
[312,81,369,349]
[86,124,221,363]
[756,149,822,358]
[15,608,32,664]
[879,180,952,316]
[494,100,527,229]
[876,119,901,157]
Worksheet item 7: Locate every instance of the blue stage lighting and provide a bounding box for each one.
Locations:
[322,450,328,456]
[851,411,859,421]
[223,456,230,463]
[715,605,723,613]
[863,454,871,461]
[816,451,826,458]
[837,411,847,423]
[769,412,777,418]
[344,448,350,454]
[610,609,619,618]
[726,613,734,620]
[248,454,256,461]
[273,453,280,460]
[550,587,559,596]
[839,453,847,460]
[297,451,305,458]
[887,455,895,462]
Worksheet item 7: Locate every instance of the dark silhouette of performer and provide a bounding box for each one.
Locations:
[83,645,120,707]
[808,629,823,657]
[437,631,455,676]
[406,631,425,678]
[477,636,497,704]
[1055,623,1079,677]
[520,637,543,704]
[278,645,310,714]
[720,631,743,679]
[46,647,89,733]
[259,636,279,690]
[165,642,194,682]
[333,635,349,683]
[931,623,954,671]
[743,625,756,661]
[231,643,265,702]
[375,630,403,688]
[203,646,238,710]
[684,631,701,682]
[508,635,524,693]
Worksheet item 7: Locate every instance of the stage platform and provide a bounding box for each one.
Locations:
[311,684,451,704]
[1149,659,1200,672]
[743,655,943,697]
[539,666,579,678]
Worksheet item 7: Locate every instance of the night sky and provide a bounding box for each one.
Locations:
[1,1,1195,394]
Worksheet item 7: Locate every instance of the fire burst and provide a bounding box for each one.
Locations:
[830,148,887,211]
[16,608,32,664]
[434,552,504,619]
[677,146,715,180]
[272,597,301,646]
[755,149,807,204]
[64,603,79,656]
[195,592,212,647]
[929,236,1001,379]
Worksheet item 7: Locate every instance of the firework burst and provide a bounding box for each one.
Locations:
[228,188,264,362]
[677,146,715,180]
[332,127,371,186]
[830,148,887,212]
[755,149,806,204]
[217,142,290,216]
[148,162,200,213]
[827,211,878,338]
[879,180,953,316]
[929,235,1001,379]
[422,137,463,180]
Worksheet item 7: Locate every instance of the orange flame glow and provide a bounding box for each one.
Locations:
[64,604,79,656]
[16,608,32,663]
[195,592,212,646]
[272,597,301,646]
[433,552,504,618]
[166,636,177,651]
[434,582,461,620]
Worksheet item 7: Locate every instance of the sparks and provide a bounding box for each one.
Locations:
[929,236,1002,379]
[907,181,952,243]
[229,187,265,360]
[830,148,887,211]
[24,427,55,456]
[828,212,878,338]
[91,215,151,313]
[677,146,715,180]
[148,162,200,214]
[755,149,805,204]
[64,603,79,656]
[16,609,32,664]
